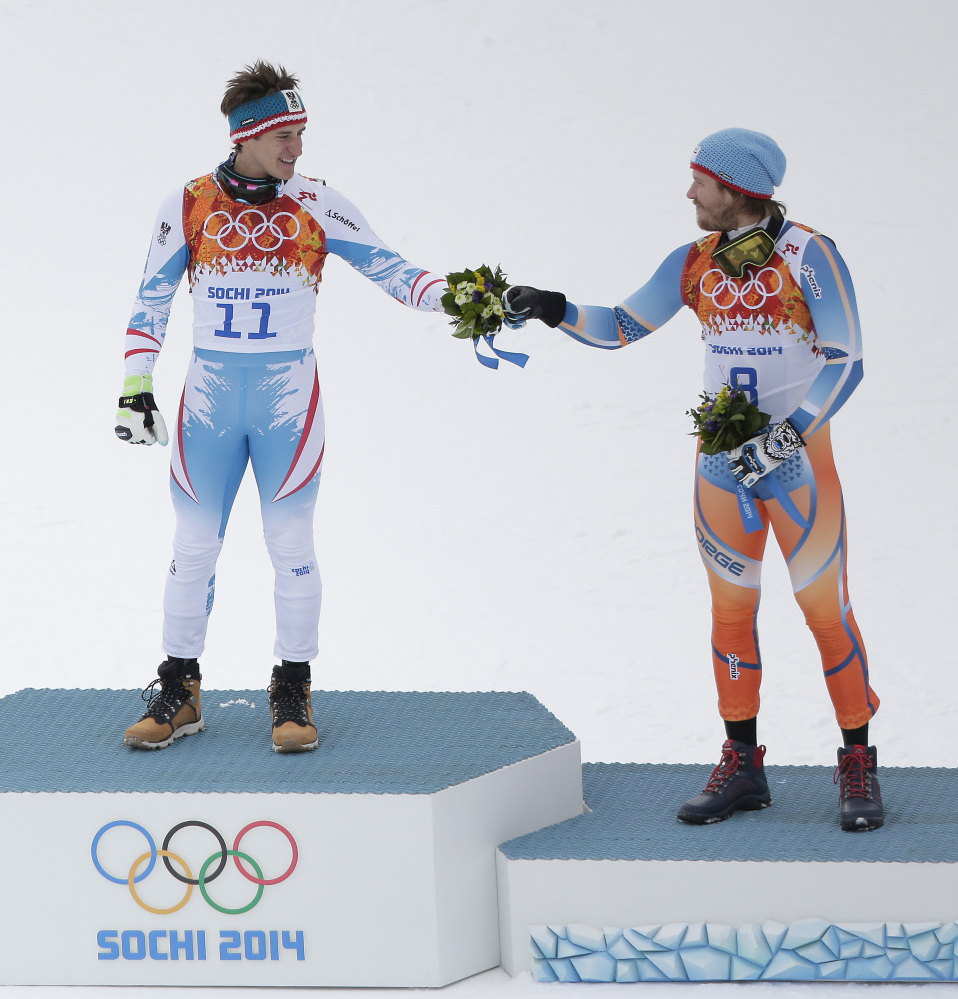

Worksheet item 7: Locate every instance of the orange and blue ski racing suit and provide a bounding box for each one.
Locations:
[558,220,877,729]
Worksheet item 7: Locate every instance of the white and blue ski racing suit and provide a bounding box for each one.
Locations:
[125,170,446,662]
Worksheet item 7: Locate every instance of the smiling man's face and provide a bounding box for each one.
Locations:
[234,124,305,180]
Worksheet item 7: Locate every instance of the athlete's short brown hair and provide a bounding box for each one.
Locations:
[221,60,300,118]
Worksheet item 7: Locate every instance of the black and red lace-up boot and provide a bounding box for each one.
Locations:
[677,739,772,824]
[834,744,884,831]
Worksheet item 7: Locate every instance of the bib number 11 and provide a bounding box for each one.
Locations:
[215,302,275,340]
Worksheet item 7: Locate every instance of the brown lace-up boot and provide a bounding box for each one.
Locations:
[268,661,318,753]
[124,658,204,749]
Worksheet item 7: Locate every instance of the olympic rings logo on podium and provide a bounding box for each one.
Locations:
[203,210,301,252]
[91,820,298,915]
[699,267,783,310]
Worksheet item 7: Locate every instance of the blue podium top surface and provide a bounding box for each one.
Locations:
[0,687,575,795]
[499,762,958,864]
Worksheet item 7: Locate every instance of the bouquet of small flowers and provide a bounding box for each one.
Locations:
[441,265,510,340]
[687,384,771,455]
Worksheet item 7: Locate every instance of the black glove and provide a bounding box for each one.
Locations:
[502,286,567,329]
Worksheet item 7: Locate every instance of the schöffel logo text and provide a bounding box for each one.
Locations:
[325,210,360,231]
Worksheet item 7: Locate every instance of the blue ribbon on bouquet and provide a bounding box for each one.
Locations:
[732,466,811,535]
[735,481,764,535]
[472,333,529,370]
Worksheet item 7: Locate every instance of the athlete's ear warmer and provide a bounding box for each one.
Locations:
[228,90,307,144]
[691,128,786,200]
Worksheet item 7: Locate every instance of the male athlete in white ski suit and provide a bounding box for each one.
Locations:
[117,65,446,751]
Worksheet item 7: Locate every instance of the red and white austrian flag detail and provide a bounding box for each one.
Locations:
[171,390,200,504]
[273,369,325,503]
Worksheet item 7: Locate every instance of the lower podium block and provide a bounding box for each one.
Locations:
[0,688,582,988]
[497,763,958,983]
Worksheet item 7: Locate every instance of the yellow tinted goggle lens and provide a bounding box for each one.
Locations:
[711,229,776,278]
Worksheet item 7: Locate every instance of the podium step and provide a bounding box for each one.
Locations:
[0,687,583,988]
[497,762,958,982]
[0,687,576,794]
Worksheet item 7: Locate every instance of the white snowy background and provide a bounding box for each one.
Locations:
[1,0,954,996]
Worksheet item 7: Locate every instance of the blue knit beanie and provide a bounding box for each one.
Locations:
[690,128,786,199]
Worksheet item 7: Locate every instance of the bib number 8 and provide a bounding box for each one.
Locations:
[729,366,758,405]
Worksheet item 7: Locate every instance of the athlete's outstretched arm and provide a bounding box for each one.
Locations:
[506,244,690,348]
[786,235,863,438]
[319,187,447,313]
[124,189,189,378]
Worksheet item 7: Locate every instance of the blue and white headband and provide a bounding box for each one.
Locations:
[228,89,307,143]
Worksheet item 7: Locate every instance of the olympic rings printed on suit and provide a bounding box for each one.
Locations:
[91,820,298,913]
[203,209,301,252]
[699,267,783,310]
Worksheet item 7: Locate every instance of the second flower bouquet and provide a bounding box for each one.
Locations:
[688,384,771,455]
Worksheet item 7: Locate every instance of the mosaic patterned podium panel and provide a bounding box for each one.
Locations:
[498,762,958,982]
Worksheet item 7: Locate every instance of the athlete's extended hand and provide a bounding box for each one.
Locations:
[502,286,567,329]
[726,420,804,488]
[115,375,169,446]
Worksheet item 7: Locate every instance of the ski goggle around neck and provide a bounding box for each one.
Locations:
[711,227,776,278]
[216,155,282,205]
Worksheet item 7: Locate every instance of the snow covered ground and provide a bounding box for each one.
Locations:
[1,0,954,995]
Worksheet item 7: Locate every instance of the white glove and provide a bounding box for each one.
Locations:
[115,374,169,446]
[727,419,804,488]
